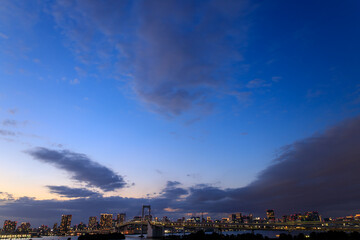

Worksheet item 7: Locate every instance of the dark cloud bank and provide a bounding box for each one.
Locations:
[2,116,360,226]
[46,186,100,198]
[27,147,127,192]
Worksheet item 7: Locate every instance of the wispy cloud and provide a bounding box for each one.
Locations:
[271,76,282,82]
[306,89,323,99]
[2,119,27,127]
[246,79,272,88]
[0,129,16,136]
[0,192,14,201]
[26,147,127,192]
[159,181,188,199]
[8,108,17,114]
[70,78,80,85]
[0,32,9,39]
[46,185,100,198]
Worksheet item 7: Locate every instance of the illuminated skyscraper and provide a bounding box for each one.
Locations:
[39,225,50,235]
[52,223,59,234]
[235,213,242,222]
[305,211,320,221]
[17,222,31,233]
[60,215,72,233]
[229,214,237,222]
[116,213,126,224]
[3,220,17,233]
[88,216,98,230]
[266,209,275,222]
[100,214,113,229]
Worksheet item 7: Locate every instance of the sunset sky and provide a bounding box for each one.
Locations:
[1,0,360,226]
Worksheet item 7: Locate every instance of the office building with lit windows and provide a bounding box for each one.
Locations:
[60,215,72,233]
[100,214,113,229]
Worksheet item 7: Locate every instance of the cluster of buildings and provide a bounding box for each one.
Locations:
[52,213,127,234]
[2,210,360,235]
[174,210,320,224]
[0,213,126,235]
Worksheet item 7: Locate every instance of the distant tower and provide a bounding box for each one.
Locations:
[141,205,151,237]
[266,209,275,222]
[88,216,98,230]
[116,213,126,224]
[100,213,113,229]
[60,215,72,233]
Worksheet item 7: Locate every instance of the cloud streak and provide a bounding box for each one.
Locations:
[2,119,27,127]
[26,147,126,192]
[46,186,100,198]
[0,129,16,136]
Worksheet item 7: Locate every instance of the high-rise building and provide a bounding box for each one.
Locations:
[75,222,86,231]
[60,215,72,233]
[305,211,320,221]
[236,213,242,222]
[88,216,98,230]
[229,214,237,222]
[3,220,17,233]
[39,225,50,235]
[100,214,113,229]
[17,222,31,233]
[266,209,275,222]
[52,223,59,234]
[116,213,126,224]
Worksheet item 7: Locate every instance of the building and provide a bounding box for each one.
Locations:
[17,222,31,233]
[266,209,275,222]
[236,213,242,222]
[60,215,72,233]
[132,216,142,222]
[39,225,50,235]
[229,214,237,222]
[52,223,59,234]
[290,213,301,221]
[116,213,126,224]
[305,211,320,221]
[75,222,86,231]
[88,216,98,230]
[100,214,113,229]
[3,220,17,233]
[242,214,253,223]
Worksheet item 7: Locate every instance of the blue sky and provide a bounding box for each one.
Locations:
[1,0,360,226]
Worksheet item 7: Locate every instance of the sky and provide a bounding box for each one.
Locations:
[1,0,360,227]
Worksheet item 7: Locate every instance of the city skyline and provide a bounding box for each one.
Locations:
[1,0,360,228]
[0,208,347,231]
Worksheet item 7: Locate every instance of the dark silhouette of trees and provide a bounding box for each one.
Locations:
[78,232,125,240]
[166,230,360,240]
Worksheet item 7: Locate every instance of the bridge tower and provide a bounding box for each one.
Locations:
[141,205,151,238]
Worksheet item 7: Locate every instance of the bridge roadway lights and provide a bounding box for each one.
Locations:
[118,218,360,235]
